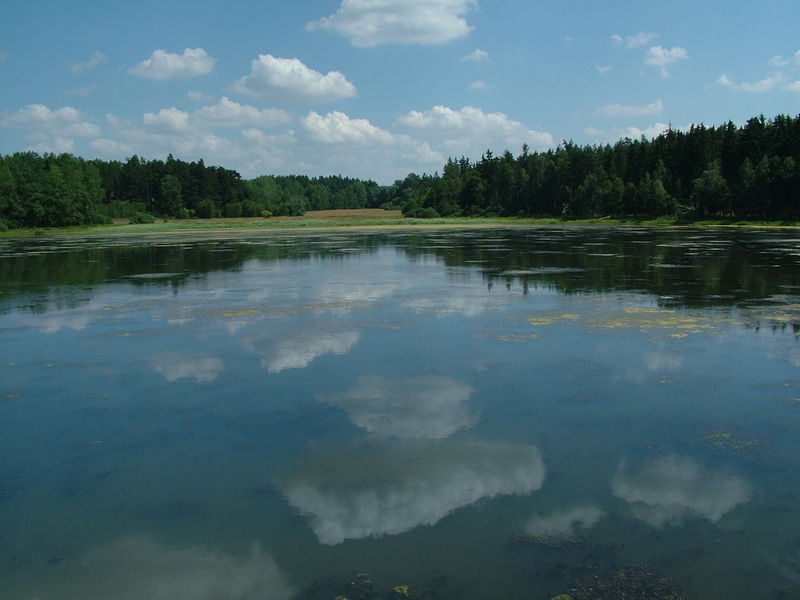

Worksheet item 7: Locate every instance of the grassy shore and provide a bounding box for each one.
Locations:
[3,208,800,239]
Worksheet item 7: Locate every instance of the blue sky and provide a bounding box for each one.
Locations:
[1,0,799,183]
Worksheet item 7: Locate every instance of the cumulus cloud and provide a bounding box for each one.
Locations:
[397,105,553,157]
[525,504,605,538]
[187,90,214,102]
[461,48,489,62]
[243,329,360,373]
[645,46,689,77]
[585,122,671,142]
[2,104,101,152]
[307,0,477,47]
[612,455,752,527]
[233,54,356,103]
[99,112,246,166]
[143,107,192,133]
[194,97,291,128]
[296,111,442,180]
[611,32,658,49]
[130,48,215,80]
[469,80,490,90]
[150,353,224,383]
[68,51,108,74]
[596,64,613,74]
[322,375,477,439]
[715,73,786,93]
[281,440,546,545]
[768,50,800,68]
[27,536,293,600]
[595,99,664,117]
[303,110,393,144]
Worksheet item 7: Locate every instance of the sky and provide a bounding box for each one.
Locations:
[1,0,799,184]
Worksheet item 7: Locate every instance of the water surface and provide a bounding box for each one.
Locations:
[2,227,800,599]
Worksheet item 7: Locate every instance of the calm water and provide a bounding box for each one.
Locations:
[2,227,800,599]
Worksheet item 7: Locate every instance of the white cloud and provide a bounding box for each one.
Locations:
[89,137,134,156]
[585,122,671,142]
[143,107,192,133]
[303,110,393,144]
[596,64,613,74]
[469,80,490,90]
[243,329,360,373]
[2,104,101,152]
[281,440,546,545]
[768,50,800,68]
[461,48,489,62]
[69,51,108,74]
[150,353,224,383]
[645,46,689,78]
[194,97,291,128]
[397,105,554,157]
[595,99,664,117]
[233,54,356,103]
[322,375,477,439]
[98,112,247,166]
[307,0,477,47]
[29,536,294,600]
[612,455,751,527]
[788,80,800,93]
[525,504,605,538]
[611,32,658,49]
[130,48,215,80]
[715,72,785,93]
[187,90,214,102]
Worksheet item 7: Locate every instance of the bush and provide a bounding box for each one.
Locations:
[196,198,217,219]
[129,212,156,224]
[404,206,440,219]
[260,210,273,218]
[0,220,8,232]
[177,207,195,219]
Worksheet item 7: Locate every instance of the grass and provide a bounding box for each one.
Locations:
[3,209,800,239]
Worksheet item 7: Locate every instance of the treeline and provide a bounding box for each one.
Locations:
[0,153,383,229]
[2,113,799,230]
[388,114,800,220]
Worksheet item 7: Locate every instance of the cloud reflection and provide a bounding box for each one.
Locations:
[611,455,751,527]
[281,440,545,545]
[323,375,477,439]
[33,536,293,600]
[525,504,605,537]
[151,353,224,383]
[244,329,360,372]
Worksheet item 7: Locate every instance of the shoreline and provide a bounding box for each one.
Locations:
[3,213,800,239]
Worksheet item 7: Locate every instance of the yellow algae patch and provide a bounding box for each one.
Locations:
[589,311,716,337]
[705,430,760,451]
[4,393,20,400]
[221,309,260,318]
[392,586,410,597]
[528,317,556,326]
[117,332,131,338]
[623,307,671,314]
[528,314,581,326]
[497,333,542,343]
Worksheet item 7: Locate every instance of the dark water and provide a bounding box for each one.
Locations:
[2,227,800,599]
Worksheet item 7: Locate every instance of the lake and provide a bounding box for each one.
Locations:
[2,226,800,599]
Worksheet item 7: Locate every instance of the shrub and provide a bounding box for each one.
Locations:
[129,212,156,224]
[260,210,273,218]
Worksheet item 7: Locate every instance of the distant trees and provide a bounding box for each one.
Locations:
[391,113,800,221]
[1,113,799,230]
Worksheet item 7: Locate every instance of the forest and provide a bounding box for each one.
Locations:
[0,113,799,230]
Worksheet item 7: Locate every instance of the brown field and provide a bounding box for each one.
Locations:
[112,209,403,226]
